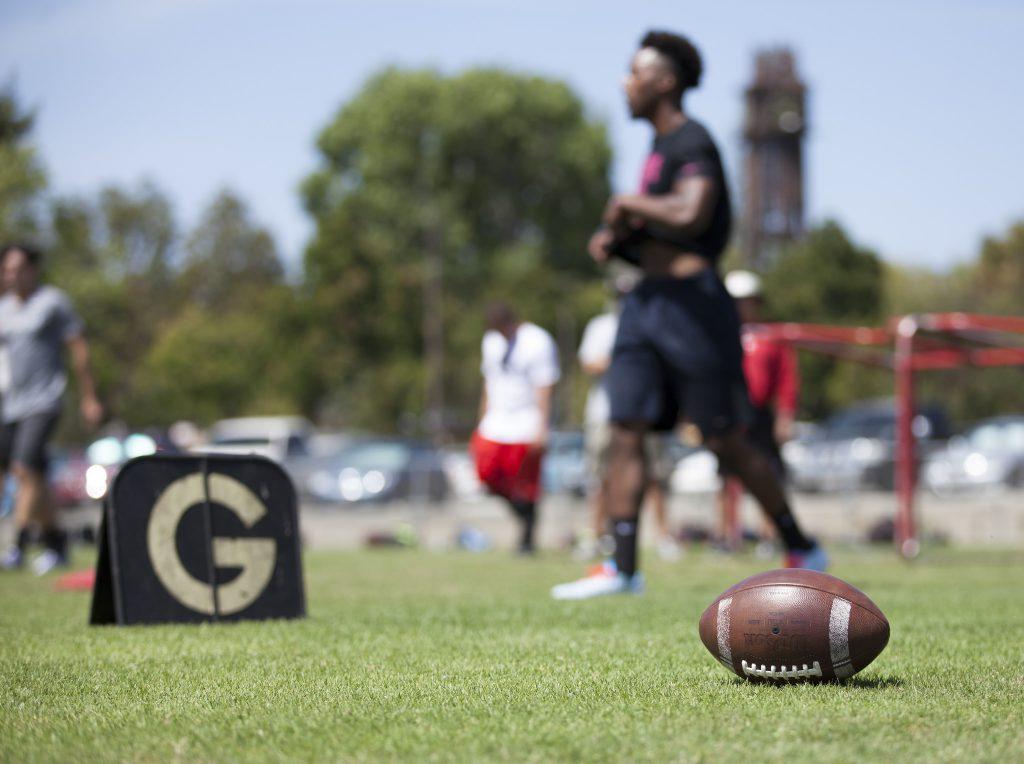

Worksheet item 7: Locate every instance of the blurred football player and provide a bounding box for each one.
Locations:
[472,303,559,554]
[553,31,825,600]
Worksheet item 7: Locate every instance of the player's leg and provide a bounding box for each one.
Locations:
[509,499,537,554]
[658,270,825,570]
[472,432,534,553]
[644,434,681,560]
[606,421,648,577]
[552,292,661,598]
[12,412,64,574]
[0,421,21,570]
[551,422,649,599]
[577,420,612,560]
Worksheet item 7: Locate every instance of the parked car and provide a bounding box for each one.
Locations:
[668,446,720,494]
[49,449,91,508]
[301,438,449,505]
[923,415,1024,495]
[785,400,952,493]
[195,416,314,463]
[441,445,484,500]
[84,431,165,501]
[542,430,588,496]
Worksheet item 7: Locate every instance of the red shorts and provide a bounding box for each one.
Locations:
[471,431,543,503]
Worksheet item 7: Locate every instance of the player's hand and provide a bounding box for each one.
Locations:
[588,228,614,263]
[81,395,104,429]
[529,430,549,455]
[774,414,795,444]
[602,196,628,228]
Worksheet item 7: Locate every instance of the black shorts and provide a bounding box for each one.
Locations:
[0,410,61,473]
[607,270,751,436]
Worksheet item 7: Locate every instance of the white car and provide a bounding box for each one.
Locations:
[195,416,314,464]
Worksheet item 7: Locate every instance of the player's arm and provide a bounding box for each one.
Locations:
[773,344,800,443]
[605,174,718,238]
[66,334,104,428]
[533,383,555,451]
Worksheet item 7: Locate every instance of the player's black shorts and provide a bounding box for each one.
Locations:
[0,410,61,472]
[607,269,751,436]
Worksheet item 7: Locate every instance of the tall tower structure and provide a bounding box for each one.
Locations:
[741,49,807,268]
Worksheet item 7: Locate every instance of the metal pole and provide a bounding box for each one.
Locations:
[894,316,919,559]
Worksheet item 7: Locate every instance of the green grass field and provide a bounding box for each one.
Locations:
[2,546,1023,762]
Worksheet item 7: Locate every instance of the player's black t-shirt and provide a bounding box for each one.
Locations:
[615,118,732,264]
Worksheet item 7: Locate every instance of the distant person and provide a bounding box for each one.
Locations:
[577,270,681,561]
[553,30,825,600]
[718,270,799,550]
[0,244,103,574]
[472,303,560,554]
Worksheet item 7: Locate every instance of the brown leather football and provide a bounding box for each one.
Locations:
[699,569,889,683]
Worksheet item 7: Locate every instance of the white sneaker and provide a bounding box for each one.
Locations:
[551,562,645,600]
[31,549,66,576]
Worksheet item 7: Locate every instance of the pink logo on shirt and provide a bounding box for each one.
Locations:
[639,152,664,193]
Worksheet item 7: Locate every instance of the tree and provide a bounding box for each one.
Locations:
[301,67,611,434]
[181,189,284,310]
[761,220,886,418]
[0,86,47,241]
[45,182,181,436]
[972,222,1024,315]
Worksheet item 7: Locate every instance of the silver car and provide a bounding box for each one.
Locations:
[923,416,1024,495]
[785,402,950,493]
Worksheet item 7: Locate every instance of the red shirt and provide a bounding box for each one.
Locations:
[741,325,799,415]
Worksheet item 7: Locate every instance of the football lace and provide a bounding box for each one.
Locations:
[741,660,823,680]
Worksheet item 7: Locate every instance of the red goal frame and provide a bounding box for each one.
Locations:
[754,314,1024,558]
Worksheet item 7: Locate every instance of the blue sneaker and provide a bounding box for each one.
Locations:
[0,545,23,570]
[785,544,829,572]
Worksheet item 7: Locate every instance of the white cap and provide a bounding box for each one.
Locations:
[724,270,762,299]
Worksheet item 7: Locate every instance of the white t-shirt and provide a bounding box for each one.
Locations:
[578,311,619,426]
[479,322,560,444]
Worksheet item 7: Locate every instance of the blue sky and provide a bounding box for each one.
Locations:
[2,0,1022,272]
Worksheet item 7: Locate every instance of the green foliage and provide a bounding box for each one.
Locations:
[181,189,284,310]
[302,67,611,432]
[0,87,46,241]
[44,182,307,434]
[761,220,886,418]
[972,222,1024,315]
[132,289,307,426]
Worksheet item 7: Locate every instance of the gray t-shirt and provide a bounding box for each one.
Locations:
[0,285,83,423]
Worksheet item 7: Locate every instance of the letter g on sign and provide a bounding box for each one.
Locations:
[146,473,276,615]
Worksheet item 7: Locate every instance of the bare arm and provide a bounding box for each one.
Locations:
[581,358,610,377]
[66,335,103,428]
[605,175,719,238]
[533,383,555,450]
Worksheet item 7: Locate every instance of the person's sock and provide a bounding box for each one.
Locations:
[768,507,813,552]
[511,501,536,550]
[16,527,30,552]
[612,518,639,577]
[43,527,67,556]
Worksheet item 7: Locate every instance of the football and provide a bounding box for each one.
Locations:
[699,569,889,683]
